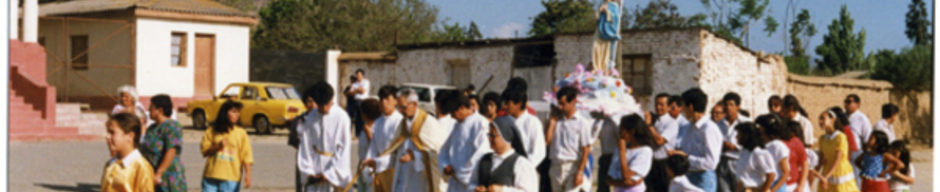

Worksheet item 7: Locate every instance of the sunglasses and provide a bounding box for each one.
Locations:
[487,133,497,138]
[844,99,854,104]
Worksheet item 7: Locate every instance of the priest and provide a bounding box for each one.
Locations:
[382,88,452,192]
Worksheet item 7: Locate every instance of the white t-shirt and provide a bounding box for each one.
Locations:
[549,112,593,161]
[849,111,873,151]
[805,149,819,168]
[874,119,897,142]
[735,148,777,188]
[669,175,706,192]
[351,79,370,100]
[608,146,653,182]
[765,140,790,181]
[889,164,915,192]
[793,114,815,146]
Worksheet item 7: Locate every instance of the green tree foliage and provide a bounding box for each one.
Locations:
[814,5,866,76]
[624,0,707,29]
[439,21,484,42]
[905,0,932,46]
[528,0,596,37]
[251,0,441,52]
[700,0,777,45]
[870,45,932,91]
[783,9,815,75]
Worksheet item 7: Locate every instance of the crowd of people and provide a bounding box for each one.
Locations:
[97,68,916,192]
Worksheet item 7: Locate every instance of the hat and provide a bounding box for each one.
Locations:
[492,116,528,158]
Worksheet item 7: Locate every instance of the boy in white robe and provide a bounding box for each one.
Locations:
[500,90,547,169]
[440,93,493,192]
[361,85,403,192]
[297,82,352,192]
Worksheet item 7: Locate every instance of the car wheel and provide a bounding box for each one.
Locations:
[254,116,272,134]
[192,110,207,129]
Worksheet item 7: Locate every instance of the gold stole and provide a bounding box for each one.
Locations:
[378,109,436,191]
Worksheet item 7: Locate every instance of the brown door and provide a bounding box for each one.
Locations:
[194,34,216,97]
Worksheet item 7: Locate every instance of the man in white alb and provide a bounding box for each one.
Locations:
[439,93,493,192]
[360,85,403,192]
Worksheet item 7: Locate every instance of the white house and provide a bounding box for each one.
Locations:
[38,0,257,110]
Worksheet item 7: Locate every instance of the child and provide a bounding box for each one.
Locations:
[606,114,654,192]
[854,131,904,192]
[667,154,705,192]
[734,122,778,192]
[817,108,860,192]
[201,101,254,192]
[756,114,791,192]
[887,141,914,192]
[102,113,154,192]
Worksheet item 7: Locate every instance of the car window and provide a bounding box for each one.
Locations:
[401,86,431,102]
[241,87,258,100]
[222,86,242,99]
[265,86,300,100]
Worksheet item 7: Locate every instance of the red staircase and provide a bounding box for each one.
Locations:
[10,40,97,141]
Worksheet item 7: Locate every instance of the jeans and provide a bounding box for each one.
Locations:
[347,99,363,136]
[202,178,240,192]
[687,170,717,192]
[772,179,787,192]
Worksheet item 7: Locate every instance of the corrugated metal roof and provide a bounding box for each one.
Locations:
[40,0,254,18]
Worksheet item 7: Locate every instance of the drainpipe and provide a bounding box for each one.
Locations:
[23,0,38,42]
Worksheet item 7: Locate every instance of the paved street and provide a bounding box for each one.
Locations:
[10,126,934,192]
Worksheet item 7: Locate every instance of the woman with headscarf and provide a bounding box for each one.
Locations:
[471,117,538,192]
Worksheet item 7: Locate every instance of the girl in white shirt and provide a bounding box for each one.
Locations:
[607,114,654,192]
[757,114,791,192]
[887,141,914,192]
[734,122,777,192]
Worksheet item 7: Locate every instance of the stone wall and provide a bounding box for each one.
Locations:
[699,30,788,116]
[249,49,326,93]
[338,60,396,106]
[890,90,932,144]
[787,74,893,141]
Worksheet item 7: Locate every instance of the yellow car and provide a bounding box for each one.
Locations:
[187,82,306,134]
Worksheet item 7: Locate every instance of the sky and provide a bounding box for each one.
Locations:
[423,0,934,55]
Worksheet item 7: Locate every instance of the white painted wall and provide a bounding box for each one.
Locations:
[10,0,18,40]
[23,0,37,42]
[135,17,250,97]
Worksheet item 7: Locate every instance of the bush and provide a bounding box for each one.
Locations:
[870,45,932,91]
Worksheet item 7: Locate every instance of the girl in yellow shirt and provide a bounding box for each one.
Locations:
[201,101,254,192]
[817,107,860,192]
[102,113,154,192]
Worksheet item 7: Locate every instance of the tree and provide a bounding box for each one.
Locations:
[251,0,441,52]
[528,0,596,37]
[814,5,866,76]
[905,0,932,45]
[439,21,483,41]
[625,0,707,29]
[783,9,815,75]
[700,0,778,45]
[871,45,932,91]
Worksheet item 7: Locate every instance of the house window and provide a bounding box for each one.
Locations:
[620,55,653,95]
[70,35,89,69]
[512,43,556,67]
[171,32,187,66]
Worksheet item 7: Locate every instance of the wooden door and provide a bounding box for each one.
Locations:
[194,34,216,97]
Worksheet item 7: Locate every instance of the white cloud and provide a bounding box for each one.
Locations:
[490,22,526,38]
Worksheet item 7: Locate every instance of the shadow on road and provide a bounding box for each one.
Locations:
[35,183,100,192]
